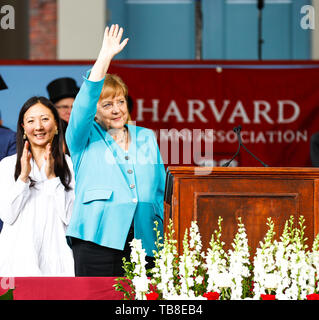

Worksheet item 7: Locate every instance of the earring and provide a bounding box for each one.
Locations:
[55,129,58,135]
[23,132,26,139]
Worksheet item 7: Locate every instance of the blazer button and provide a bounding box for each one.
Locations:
[130,184,135,189]
[132,198,138,203]
[127,169,133,174]
[125,155,129,160]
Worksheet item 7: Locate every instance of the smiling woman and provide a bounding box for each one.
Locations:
[96,74,129,128]
[65,24,166,277]
[14,97,72,188]
[22,103,58,149]
[0,96,75,276]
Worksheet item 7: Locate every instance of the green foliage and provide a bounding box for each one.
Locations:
[113,257,136,300]
[0,289,14,300]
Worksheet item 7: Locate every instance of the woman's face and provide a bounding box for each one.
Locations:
[22,103,58,148]
[96,93,129,131]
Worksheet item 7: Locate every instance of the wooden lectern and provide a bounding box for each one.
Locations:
[164,167,319,256]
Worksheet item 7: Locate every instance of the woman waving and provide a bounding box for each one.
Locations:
[66,25,166,276]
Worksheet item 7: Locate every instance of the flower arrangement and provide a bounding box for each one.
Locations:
[114,215,319,300]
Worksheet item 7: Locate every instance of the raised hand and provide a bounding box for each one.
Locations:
[89,24,129,82]
[44,143,56,180]
[98,24,129,62]
[19,140,32,182]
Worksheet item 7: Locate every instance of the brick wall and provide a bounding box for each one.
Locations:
[29,0,57,60]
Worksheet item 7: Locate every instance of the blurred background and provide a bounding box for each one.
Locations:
[0,0,317,60]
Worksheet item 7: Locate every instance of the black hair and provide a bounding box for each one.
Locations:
[14,96,72,191]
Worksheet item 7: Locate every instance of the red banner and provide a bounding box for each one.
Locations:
[109,61,319,168]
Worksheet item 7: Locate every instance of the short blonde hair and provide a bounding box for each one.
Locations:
[99,74,131,122]
[99,74,128,101]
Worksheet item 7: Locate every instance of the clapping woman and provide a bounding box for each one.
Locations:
[0,96,75,276]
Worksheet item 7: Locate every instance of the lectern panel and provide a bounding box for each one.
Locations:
[194,192,299,255]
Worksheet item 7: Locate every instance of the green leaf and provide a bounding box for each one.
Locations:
[0,289,14,300]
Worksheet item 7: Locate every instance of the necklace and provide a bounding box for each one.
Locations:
[112,127,128,151]
[111,128,125,142]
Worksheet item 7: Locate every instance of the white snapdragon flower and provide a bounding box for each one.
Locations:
[166,293,207,300]
[129,238,149,300]
[177,221,205,298]
[132,276,149,300]
[132,276,149,292]
[253,227,280,299]
[264,273,280,290]
[123,217,319,301]
[214,272,233,288]
[155,232,178,300]
[195,275,204,285]
[228,218,250,300]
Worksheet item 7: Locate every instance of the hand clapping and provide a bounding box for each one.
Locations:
[19,141,32,183]
[44,143,56,180]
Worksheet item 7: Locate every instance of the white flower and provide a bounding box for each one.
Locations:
[214,273,233,288]
[122,217,319,301]
[165,293,207,300]
[128,238,150,300]
[132,276,150,300]
[132,276,149,293]
[264,273,280,289]
[227,218,251,300]
[195,275,203,284]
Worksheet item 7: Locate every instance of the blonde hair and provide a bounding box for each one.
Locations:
[100,74,128,101]
[99,74,131,122]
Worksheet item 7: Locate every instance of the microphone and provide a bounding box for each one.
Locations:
[257,0,265,60]
[223,125,269,167]
[257,0,264,10]
[222,126,242,167]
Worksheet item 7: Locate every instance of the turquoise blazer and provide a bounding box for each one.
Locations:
[65,74,166,257]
